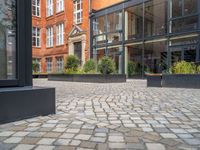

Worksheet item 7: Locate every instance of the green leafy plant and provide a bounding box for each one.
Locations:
[171,61,196,74]
[65,68,84,74]
[196,65,200,74]
[83,60,96,73]
[98,56,116,75]
[65,55,80,72]
[32,61,40,73]
[128,61,137,76]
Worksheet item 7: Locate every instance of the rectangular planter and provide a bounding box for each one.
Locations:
[48,74,126,83]
[33,74,48,78]
[0,87,55,124]
[162,74,200,89]
[146,74,162,87]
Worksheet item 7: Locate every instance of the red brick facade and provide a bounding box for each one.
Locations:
[32,0,122,73]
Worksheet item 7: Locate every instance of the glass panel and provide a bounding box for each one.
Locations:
[74,42,82,65]
[126,4,143,40]
[172,16,198,33]
[171,50,182,65]
[128,44,143,76]
[108,47,123,74]
[0,0,16,80]
[107,32,122,44]
[184,49,196,62]
[172,0,182,17]
[107,11,122,33]
[144,0,167,37]
[93,16,105,35]
[144,41,167,73]
[94,34,106,46]
[184,0,197,15]
[97,48,105,62]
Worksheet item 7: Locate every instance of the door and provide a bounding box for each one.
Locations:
[74,42,82,65]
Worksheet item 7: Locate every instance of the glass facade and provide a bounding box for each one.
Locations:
[91,0,200,76]
[0,0,16,80]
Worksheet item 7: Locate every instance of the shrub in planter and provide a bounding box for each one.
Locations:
[128,61,137,76]
[66,68,84,74]
[65,55,80,72]
[196,65,200,74]
[171,61,196,74]
[32,61,40,73]
[98,56,116,75]
[83,60,96,73]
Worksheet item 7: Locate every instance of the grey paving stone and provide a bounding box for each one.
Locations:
[13,144,35,150]
[37,138,56,145]
[184,138,200,146]
[74,134,91,140]
[54,139,71,146]
[109,143,126,148]
[4,137,23,144]
[146,143,166,150]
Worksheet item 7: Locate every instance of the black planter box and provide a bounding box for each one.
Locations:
[162,74,200,89]
[48,74,126,83]
[0,87,55,124]
[33,74,48,78]
[147,75,162,87]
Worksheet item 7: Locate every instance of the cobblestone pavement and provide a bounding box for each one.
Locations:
[0,79,200,150]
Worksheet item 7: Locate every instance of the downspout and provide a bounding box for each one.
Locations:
[88,0,91,59]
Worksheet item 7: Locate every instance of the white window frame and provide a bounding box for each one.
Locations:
[32,27,41,47]
[46,58,52,73]
[46,0,54,17]
[57,0,64,13]
[73,0,82,24]
[56,57,64,72]
[32,0,40,17]
[56,23,64,45]
[46,27,54,47]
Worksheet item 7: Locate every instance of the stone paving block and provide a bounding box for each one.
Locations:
[4,137,23,144]
[60,133,75,139]
[54,139,71,146]
[146,143,166,150]
[44,132,61,138]
[184,138,200,146]
[20,137,40,145]
[66,129,80,133]
[74,134,91,140]
[34,145,55,150]
[80,141,96,149]
[160,133,178,139]
[108,136,124,142]
[0,131,15,137]
[70,140,81,146]
[90,137,106,143]
[109,143,126,149]
[13,144,35,150]
[27,132,46,138]
[37,138,56,145]
[12,131,30,137]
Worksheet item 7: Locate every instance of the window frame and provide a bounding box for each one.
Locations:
[56,57,64,72]
[32,27,41,47]
[46,58,52,73]
[56,23,64,46]
[46,26,54,47]
[32,0,40,17]
[73,0,83,24]
[46,0,54,17]
[56,0,64,13]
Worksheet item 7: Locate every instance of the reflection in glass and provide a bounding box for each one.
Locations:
[107,11,122,32]
[0,0,16,80]
[144,41,167,73]
[126,4,143,40]
[171,16,198,33]
[128,44,143,75]
[144,0,167,37]
[108,47,123,74]
[93,16,105,35]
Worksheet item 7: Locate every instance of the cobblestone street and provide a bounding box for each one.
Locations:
[0,79,200,150]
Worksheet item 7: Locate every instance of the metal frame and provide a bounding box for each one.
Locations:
[0,0,32,87]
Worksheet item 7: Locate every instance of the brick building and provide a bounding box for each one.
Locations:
[32,0,123,73]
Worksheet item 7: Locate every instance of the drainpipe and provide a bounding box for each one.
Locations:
[88,0,91,59]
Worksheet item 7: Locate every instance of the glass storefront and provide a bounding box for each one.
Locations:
[91,0,200,75]
[0,0,16,80]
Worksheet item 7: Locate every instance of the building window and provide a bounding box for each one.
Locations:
[46,58,52,73]
[56,57,64,72]
[32,0,40,17]
[57,0,64,13]
[74,0,82,24]
[47,0,53,17]
[32,27,41,47]
[47,27,54,47]
[56,23,64,45]
[33,58,41,73]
